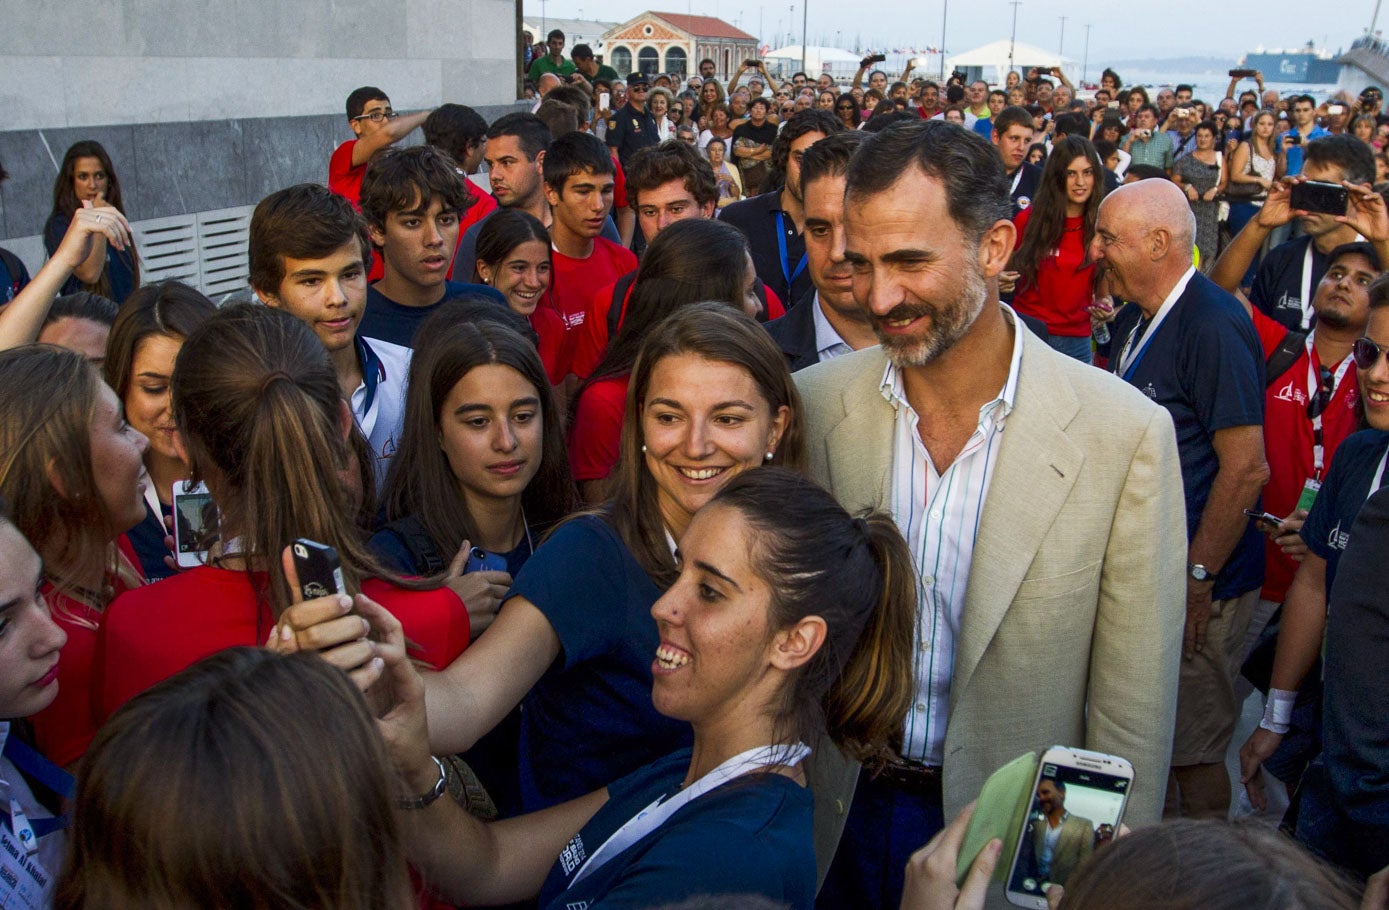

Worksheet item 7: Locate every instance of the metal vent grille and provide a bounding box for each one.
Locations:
[132,205,252,300]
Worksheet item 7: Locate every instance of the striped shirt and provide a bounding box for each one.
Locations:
[882,312,1024,765]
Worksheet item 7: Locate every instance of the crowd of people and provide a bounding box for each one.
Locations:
[2,39,1389,910]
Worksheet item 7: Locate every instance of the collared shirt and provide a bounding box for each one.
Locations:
[811,292,853,363]
[1039,811,1068,876]
[718,191,812,305]
[1128,134,1174,171]
[1167,129,1197,160]
[885,309,1025,765]
[606,103,659,168]
[352,334,412,491]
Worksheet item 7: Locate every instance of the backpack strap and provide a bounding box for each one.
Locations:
[1266,329,1308,388]
[380,515,449,576]
[606,272,637,339]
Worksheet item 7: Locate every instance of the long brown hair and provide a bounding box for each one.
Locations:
[50,140,140,294]
[711,469,915,768]
[172,304,407,615]
[1058,819,1360,910]
[55,649,415,910]
[104,280,217,401]
[605,303,805,588]
[0,346,127,615]
[1010,135,1106,290]
[380,309,576,554]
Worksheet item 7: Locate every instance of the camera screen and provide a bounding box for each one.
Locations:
[1006,761,1130,897]
[174,492,217,554]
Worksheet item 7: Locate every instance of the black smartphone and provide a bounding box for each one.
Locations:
[1228,68,1256,78]
[1243,509,1284,534]
[292,538,345,599]
[1290,180,1349,215]
[1285,134,1301,146]
[869,53,887,64]
[744,58,759,67]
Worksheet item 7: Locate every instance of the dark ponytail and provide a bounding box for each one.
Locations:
[711,468,915,768]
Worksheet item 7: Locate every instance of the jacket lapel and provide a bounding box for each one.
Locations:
[823,349,894,514]
[952,334,1084,698]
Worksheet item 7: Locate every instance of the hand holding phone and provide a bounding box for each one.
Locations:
[1244,509,1284,535]
[1289,180,1349,216]
[291,539,345,599]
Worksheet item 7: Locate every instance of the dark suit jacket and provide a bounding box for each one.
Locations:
[764,291,821,373]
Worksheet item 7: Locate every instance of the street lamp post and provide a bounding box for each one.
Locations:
[939,0,948,80]
[801,0,809,75]
[1008,0,1022,75]
[1082,24,1091,83]
[1058,15,1067,56]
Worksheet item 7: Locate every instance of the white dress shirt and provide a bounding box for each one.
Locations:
[812,292,854,363]
[883,309,1025,765]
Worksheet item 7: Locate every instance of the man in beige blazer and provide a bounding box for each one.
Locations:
[798,120,1186,909]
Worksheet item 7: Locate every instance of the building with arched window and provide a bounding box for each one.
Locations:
[600,12,758,82]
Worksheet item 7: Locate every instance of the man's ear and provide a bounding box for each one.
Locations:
[367,222,387,249]
[978,218,1017,279]
[543,182,561,208]
[769,615,827,672]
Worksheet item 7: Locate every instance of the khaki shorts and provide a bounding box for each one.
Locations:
[1171,588,1259,766]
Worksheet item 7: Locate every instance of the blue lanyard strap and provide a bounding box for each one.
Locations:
[3,735,74,800]
[775,211,807,296]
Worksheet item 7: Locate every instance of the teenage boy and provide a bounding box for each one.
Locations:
[357,146,505,348]
[329,86,432,208]
[248,183,409,486]
[542,132,636,342]
[422,103,498,279]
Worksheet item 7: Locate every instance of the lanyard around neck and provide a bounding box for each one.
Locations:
[775,210,808,296]
[568,741,810,888]
[1307,333,1354,478]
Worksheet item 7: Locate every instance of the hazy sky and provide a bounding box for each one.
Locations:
[527,0,1380,64]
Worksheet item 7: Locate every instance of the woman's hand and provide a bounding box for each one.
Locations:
[1202,187,1218,202]
[270,544,386,690]
[997,271,1019,295]
[54,199,131,270]
[443,540,512,639]
[899,803,1001,910]
[1185,184,1199,202]
[1274,509,1310,561]
[357,594,438,792]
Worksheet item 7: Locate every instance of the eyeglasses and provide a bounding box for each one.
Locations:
[353,110,398,123]
[1353,337,1388,370]
[631,85,648,92]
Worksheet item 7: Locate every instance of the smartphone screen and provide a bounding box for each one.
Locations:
[172,481,216,564]
[1005,756,1131,902]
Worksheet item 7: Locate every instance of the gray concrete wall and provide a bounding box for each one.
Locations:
[0,0,528,272]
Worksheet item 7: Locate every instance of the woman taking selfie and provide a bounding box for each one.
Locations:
[104,280,218,581]
[97,305,477,717]
[44,141,139,304]
[0,503,72,908]
[281,303,803,817]
[364,467,914,910]
[473,210,568,385]
[0,346,148,767]
[1007,135,1108,364]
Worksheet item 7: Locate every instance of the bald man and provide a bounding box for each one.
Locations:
[1093,180,1270,820]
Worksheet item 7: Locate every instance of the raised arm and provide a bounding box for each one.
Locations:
[850,56,874,93]
[351,109,432,167]
[0,204,131,351]
[757,62,781,95]
[726,62,749,94]
[1209,179,1293,292]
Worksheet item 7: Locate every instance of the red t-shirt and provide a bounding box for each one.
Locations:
[568,376,630,481]
[329,140,367,209]
[96,567,469,720]
[448,182,500,281]
[30,537,144,767]
[570,273,787,381]
[1010,209,1095,337]
[1253,307,1361,602]
[545,238,638,333]
[532,305,572,385]
[612,154,630,211]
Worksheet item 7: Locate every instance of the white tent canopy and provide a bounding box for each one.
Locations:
[763,44,863,78]
[946,39,1077,85]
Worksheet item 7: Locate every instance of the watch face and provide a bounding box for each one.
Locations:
[1189,565,1209,581]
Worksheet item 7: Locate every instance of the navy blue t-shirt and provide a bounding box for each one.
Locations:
[126,500,176,583]
[1301,429,1389,592]
[44,212,136,304]
[1249,236,1327,333]
[539,748,815,910]
[1320,482,1389,825]
[508,514,691,810]
[1111,273,1266,599]
[359,280,507,348]
[1009,162,1043,218]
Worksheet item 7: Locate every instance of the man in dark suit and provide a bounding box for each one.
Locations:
[992,106,1042,217]
[764,132,878,372]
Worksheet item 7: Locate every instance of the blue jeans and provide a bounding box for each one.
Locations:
[1047,333,1093,365]
[817,769,946,910]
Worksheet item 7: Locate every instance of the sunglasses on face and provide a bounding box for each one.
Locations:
[1353,337,1388,370]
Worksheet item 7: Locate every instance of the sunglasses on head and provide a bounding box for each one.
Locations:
[1353,337,1388,370]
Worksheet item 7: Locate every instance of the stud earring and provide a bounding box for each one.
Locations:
[764,451,774,461]
[641,444,648,453]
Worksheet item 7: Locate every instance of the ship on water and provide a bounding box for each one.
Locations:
[1240,40,1340,83]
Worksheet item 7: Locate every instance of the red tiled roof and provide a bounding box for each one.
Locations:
[650,12,757,41]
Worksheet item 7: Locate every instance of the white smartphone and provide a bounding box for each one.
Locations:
[599,91,610,110]
[1004,745,1134,908]
[172,480,216,569]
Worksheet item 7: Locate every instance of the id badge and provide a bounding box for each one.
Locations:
[1296,478,1321,513]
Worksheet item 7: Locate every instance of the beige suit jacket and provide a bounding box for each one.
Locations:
[798,325,1186,884]
[1029,813,1095,885]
